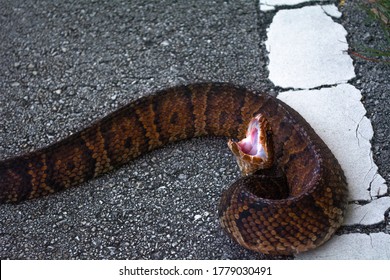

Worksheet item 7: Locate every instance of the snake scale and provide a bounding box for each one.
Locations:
[0,83,348,255]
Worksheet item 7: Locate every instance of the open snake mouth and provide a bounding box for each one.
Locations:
[236,115,267,158]
[228,114,273,175]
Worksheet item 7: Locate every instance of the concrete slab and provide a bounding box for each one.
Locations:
[259,0,327,11]
[278,84,388,204]
[265,5,355,89]
[297,232,390,259]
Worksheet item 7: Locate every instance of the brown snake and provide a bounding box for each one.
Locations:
[0,83,348,255]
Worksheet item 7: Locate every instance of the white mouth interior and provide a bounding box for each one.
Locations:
[237,117,266,159]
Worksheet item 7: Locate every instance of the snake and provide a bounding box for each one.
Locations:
[0,83,348,255]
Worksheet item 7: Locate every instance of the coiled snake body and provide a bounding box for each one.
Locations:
[0,83,347,255]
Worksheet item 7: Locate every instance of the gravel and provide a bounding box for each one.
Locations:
[0,0,388,259]
[340,1,390,186]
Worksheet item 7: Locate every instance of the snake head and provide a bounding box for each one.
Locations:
[228,114,274,176]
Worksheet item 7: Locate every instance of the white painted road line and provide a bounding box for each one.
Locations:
[260,0,328,11]
[266,5,355,89]
[262,0,390,259]
[279,85,387,202]
[298,232,390,260]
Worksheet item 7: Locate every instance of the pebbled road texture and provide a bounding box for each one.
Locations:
[0,0,389,259]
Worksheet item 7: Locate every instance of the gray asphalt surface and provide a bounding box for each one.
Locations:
[0,0,389,259]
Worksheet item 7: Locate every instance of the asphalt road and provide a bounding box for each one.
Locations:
[0,0,389,259]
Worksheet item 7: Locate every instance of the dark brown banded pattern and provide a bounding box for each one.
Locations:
[0,83,348,255]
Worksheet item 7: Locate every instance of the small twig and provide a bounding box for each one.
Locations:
[347,48,390,63]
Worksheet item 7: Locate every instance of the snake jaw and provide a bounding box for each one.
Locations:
[228,114,274,176]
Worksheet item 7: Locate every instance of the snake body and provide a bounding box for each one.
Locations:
[0,83,348,255]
